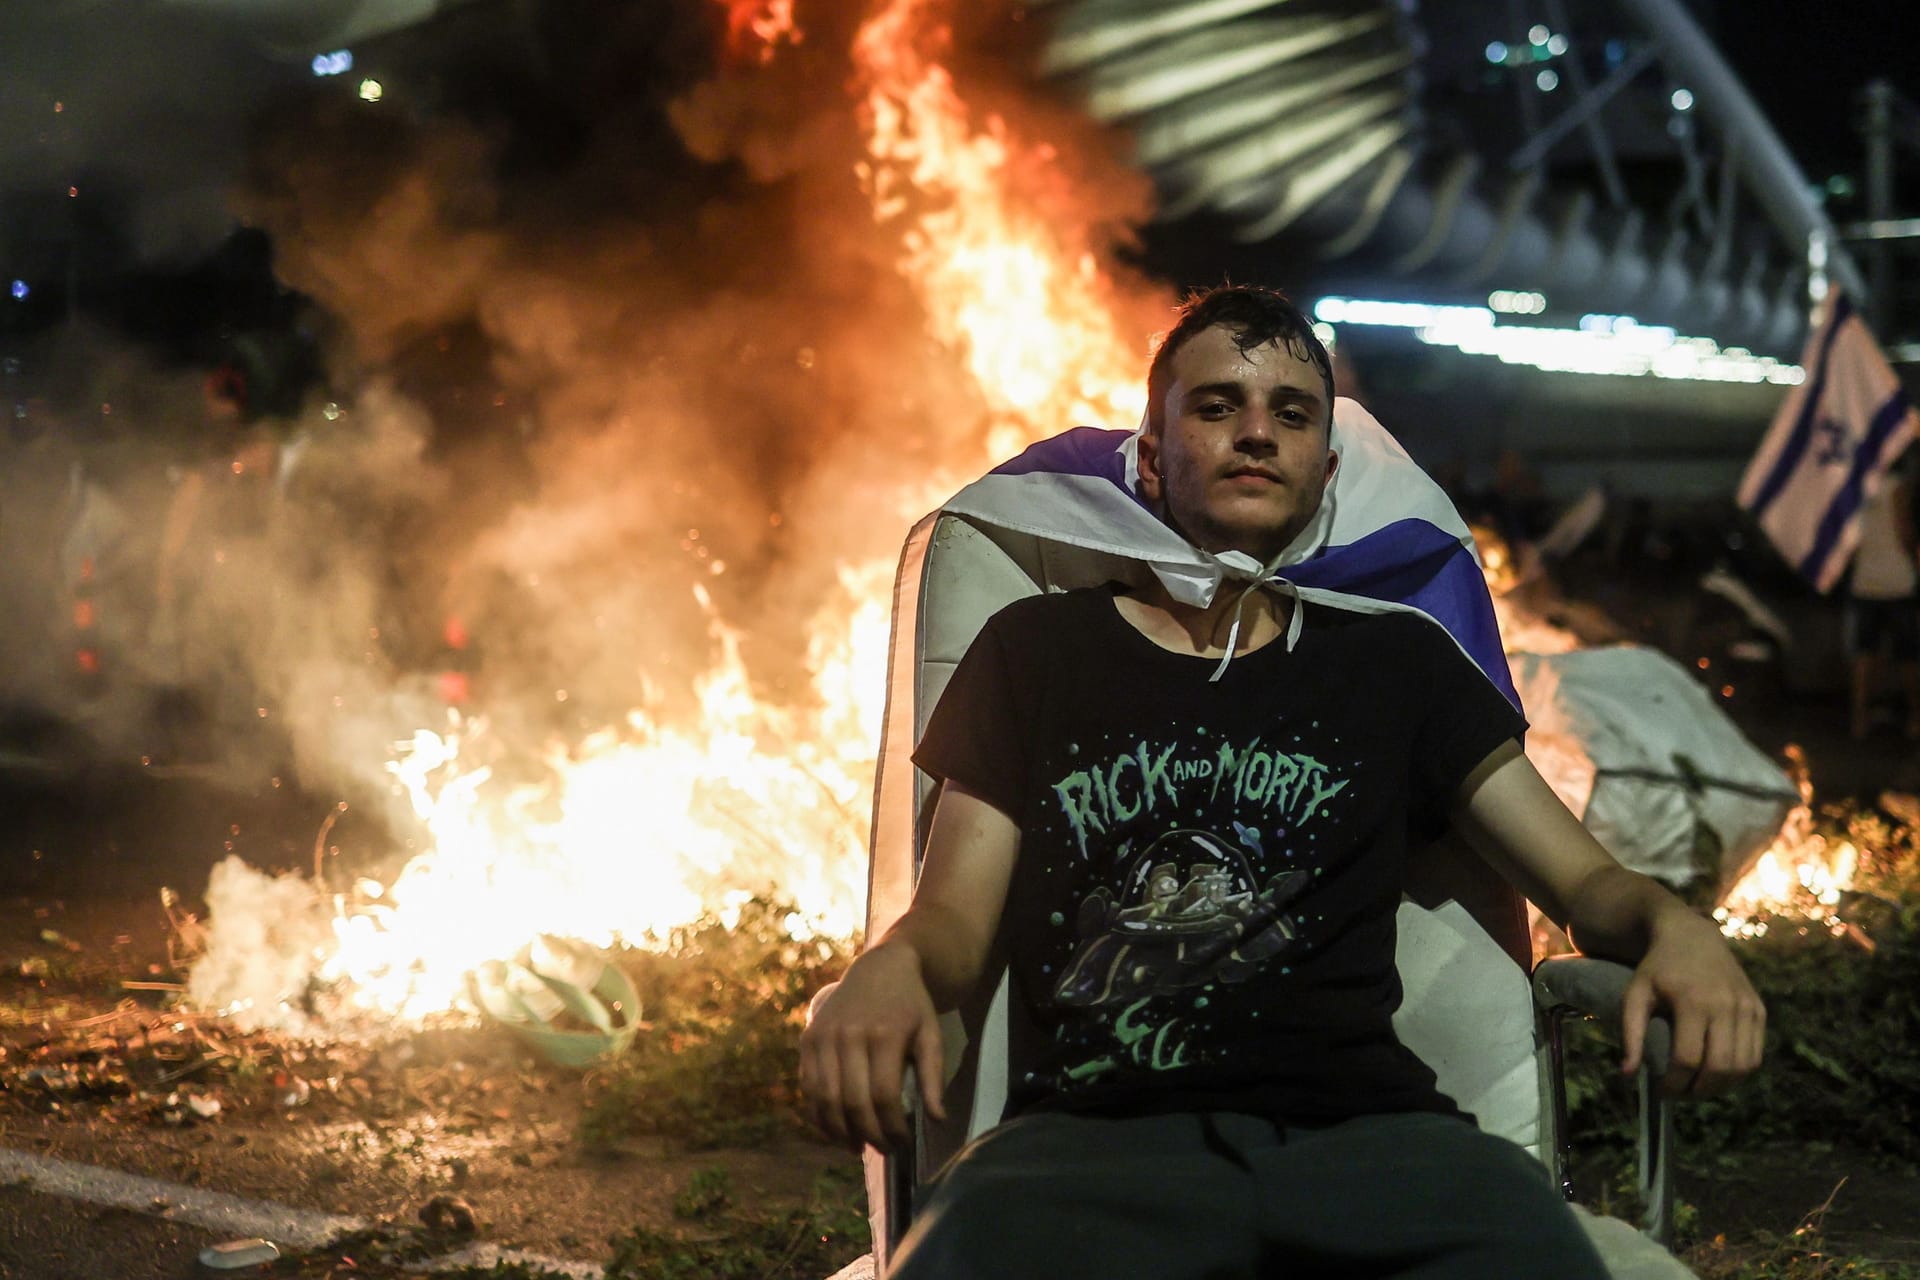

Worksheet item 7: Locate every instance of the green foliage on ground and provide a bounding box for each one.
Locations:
[1687,1183,1920,1280]
[603,1165,868,1280]
[577,898,852,1152]
[1696,1246,1920,1279]
[1565,800,1920,1166]
[672,1167,735,1220]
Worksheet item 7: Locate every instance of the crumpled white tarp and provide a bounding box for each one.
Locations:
[1512,645,1799,890]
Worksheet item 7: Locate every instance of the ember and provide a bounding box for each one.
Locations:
[1713,755,1884,945]
[1715,835,1860,941]
[714,0,803,64]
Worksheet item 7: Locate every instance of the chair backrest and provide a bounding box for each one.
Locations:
[863,513,1542,1265]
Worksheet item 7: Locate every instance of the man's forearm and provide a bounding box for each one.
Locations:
[869,900,994,1012]
[1563,862,1706,963]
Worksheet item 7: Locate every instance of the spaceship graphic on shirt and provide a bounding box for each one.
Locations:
[1051,827,1313,1008]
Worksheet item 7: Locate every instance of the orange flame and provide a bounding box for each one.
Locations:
[1713,755,1865,941]
[1713,833,1859,941]
[853,0,1147,457]
[193,569,890,1030]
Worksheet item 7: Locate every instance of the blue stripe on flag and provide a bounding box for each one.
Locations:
[1748,294,1855,517]
[1284,518,1522,712]
[1798,390,1916,582]
[989,426,1134,490]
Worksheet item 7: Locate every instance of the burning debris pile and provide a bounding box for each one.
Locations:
[3,893,850,1153]
[1479,522,1914,949]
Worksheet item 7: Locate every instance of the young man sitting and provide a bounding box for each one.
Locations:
[801,285,1765,1279]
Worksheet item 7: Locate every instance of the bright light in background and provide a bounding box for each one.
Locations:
[311,49,354,77]
[1528,24,1550,45]
[8,281,26,301]
[1314,295,1806,385]
[358,78,384,103]
[1314,297,1491,329]
[1537,69,1560,92]
[1671,88,1695,111]
[1485,41,1508,63]
[1489,290,1547,314]
[1546,33,1569,56]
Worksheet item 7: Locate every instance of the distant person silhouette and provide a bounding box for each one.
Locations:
[1845,471,1920,740]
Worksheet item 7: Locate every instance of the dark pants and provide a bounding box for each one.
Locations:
[889,1110,1610,1280]
[1845,594,1920,661]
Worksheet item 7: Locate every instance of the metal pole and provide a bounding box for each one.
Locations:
[1507,41,1657,186]
[1843,217,1920,241]
[1614,0,1868,304]
[1864,79,1895,333]
[1808,227,1829,323]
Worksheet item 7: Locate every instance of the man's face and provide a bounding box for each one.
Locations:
[1138,324,1338,563]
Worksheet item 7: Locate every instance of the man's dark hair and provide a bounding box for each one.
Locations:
[1144,285,1335,435]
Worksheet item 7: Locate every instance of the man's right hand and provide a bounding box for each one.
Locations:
[799,782,1019,1154]
[798,941,948,1154]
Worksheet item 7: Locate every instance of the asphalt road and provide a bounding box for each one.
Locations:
[0,750,379,906]
[0,1184,227,1280]
[0,761,323,1280]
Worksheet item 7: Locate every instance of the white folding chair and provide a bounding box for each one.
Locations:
[819,509,1695,1280]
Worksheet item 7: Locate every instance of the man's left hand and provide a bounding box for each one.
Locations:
[1620,910,1766,1097]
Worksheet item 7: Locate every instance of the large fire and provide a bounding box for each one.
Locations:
[192,565,895,1031]
[190,0,1157,1032]
[327,570,891,1022]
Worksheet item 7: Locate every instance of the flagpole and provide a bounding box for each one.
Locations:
[1807,229,1829,325]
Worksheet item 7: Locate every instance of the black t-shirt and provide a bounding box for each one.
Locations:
[912,585,1527,1128]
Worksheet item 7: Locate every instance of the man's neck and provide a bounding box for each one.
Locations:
[1115,573,1293,658]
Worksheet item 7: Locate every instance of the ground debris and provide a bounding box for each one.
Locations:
[201,1237,282,1270]
[0,900,866,1276]
[256,1221,491,1278]
[1,974,535,1135]
[420,1193,479,1234]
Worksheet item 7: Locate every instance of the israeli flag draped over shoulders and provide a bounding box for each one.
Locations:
[937,397,1519,708]
[1738,292,1919,592]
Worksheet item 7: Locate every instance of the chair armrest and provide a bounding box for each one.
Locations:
[1532,956,1670,1078]
[1533,955,1680,1245]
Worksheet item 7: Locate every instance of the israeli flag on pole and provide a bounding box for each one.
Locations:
[1738,293,1918,592]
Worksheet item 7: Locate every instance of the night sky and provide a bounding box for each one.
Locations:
[1715,0,1920,202]
[3,0,1915,354]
